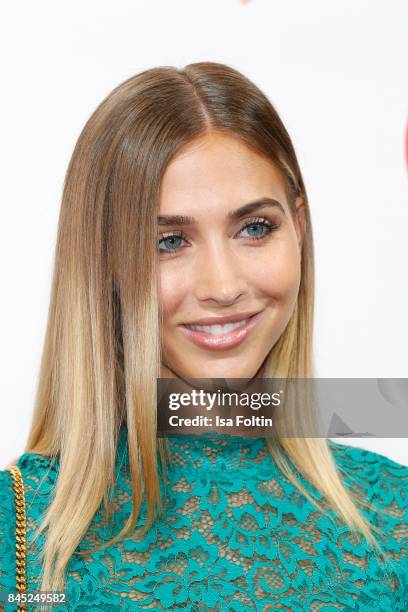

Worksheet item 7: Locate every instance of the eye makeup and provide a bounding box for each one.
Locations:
[157,215,281,255]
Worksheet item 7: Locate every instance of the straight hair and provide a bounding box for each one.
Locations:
[18,62,388,592]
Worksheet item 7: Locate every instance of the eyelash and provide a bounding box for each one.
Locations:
[158,216,280,255]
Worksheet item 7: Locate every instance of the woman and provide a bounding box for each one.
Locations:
[0,62,407,611]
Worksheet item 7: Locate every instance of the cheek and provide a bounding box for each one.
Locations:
[159,266,189,320]
[247,240,301,301]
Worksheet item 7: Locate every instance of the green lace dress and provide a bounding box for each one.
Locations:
[1,426,408,611]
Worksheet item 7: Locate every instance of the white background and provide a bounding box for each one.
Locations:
[0,0,407,468]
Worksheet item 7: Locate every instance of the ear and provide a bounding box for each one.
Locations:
[293,196,306,248]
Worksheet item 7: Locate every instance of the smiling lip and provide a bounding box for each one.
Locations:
[182,310,261,326]
[179,311,262,352]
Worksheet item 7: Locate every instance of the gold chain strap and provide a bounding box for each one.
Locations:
[7,465,28,611]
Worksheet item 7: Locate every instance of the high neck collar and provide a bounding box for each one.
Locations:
[117,424,269,473]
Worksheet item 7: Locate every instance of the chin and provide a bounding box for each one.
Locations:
[181,362,260,380]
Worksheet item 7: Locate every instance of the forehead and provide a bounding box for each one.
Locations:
[159,132,288,215]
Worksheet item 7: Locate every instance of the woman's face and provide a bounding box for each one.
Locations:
[158,132,305,380]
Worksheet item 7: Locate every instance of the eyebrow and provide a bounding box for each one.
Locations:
[157,197,286,226]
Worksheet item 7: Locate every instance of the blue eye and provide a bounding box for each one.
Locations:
[240,220,272,240]
[158,234,184,253]
[157,217,279,256]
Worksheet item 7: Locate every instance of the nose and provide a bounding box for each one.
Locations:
[192,241,247,306]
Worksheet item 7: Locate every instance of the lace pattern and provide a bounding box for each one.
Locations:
[1,427,407,611]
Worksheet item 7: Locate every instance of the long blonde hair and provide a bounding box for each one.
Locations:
[19,62,386,592]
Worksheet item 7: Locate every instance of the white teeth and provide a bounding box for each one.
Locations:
[186,319,249,334]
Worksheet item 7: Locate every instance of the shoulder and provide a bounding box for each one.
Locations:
[0,452,60,592]
[0,450,58,514]
[328,439,408,475]
[15,451,60,499]
[327,439,408,515]
[0,452,59,581]
[1,452,59,519]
